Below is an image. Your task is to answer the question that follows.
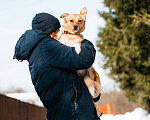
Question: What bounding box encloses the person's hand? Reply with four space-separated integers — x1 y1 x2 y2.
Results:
93 81 102 98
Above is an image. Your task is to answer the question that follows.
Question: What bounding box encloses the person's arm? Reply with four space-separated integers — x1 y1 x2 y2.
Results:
42 38 96 71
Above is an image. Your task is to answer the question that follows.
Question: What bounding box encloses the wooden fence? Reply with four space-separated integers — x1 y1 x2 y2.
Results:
0 93 114 120
0 94 47 120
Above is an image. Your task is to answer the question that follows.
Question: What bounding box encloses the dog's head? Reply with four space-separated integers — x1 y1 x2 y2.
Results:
60 7 87 34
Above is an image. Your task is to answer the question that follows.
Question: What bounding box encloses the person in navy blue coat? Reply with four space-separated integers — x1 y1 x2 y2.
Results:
13 13 101 120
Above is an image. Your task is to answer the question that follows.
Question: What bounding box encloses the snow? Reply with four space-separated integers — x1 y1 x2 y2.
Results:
5 92 43 107
101 108 150 120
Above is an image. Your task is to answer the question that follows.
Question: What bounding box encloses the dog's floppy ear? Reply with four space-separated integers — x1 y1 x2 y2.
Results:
80 7 87 21
60 13 69 18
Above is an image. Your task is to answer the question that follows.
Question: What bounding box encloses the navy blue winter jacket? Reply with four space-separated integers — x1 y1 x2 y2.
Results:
14 30 99 120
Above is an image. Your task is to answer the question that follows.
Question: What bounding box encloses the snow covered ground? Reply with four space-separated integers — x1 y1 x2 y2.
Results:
5 93 150 120
101 108 150 120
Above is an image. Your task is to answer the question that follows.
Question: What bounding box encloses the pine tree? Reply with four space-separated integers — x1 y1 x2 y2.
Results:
97 0 150 112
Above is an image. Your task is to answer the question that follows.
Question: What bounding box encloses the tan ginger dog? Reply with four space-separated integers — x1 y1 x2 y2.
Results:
50 7 102 117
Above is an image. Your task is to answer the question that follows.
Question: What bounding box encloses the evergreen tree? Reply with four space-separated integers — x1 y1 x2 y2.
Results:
97 0 150 112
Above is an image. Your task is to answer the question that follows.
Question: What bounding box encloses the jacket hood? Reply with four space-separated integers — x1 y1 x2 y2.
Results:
13 30 48 61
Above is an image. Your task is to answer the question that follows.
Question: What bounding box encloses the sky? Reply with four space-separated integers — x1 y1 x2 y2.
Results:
0 0 120 93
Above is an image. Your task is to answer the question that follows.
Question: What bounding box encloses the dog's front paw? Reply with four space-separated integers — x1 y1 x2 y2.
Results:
75 47 81 54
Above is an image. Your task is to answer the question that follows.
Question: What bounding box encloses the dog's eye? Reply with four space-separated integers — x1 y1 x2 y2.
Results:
78 20 82 22
70 20 73 22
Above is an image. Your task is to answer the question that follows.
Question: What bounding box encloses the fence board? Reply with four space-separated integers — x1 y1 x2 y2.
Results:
0 94 47 120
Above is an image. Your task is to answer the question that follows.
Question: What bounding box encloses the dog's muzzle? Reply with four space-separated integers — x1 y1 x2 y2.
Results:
74 25 79 30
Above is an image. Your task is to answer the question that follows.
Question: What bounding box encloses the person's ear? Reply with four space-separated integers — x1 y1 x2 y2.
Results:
50 32 54 38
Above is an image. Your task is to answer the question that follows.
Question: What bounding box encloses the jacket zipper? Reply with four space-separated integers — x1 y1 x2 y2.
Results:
72 84 77 115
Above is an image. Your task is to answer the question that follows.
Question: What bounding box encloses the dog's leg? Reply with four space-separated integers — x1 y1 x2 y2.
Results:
87 67 103 118
88 66 101 85
94 104 103 118
84 76 94 96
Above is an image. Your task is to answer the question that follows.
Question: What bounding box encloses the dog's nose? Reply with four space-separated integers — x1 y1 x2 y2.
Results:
74 25 78 30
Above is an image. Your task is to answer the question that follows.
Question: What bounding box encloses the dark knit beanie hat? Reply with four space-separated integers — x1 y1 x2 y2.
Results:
32 13 61 35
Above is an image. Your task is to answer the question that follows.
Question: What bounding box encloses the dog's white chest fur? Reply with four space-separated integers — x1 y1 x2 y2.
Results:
58 32 84 54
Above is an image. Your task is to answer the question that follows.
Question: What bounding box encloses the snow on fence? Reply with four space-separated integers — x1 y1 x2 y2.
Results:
0 94 47 120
